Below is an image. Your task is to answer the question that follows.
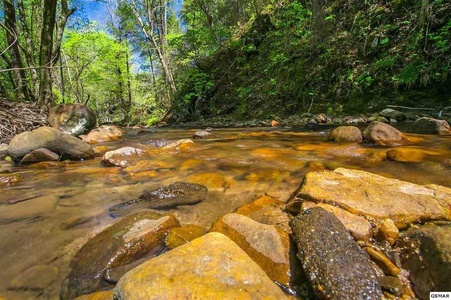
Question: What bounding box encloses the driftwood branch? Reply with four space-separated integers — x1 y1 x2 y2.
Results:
387 105 435 111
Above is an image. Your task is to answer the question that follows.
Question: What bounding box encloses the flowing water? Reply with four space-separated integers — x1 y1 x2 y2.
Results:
0 127 450 299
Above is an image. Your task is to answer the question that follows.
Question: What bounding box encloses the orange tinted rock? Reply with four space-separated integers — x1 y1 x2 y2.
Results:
165 224 206 249
378 219 399 245
123 160 173 173
235 195 291 234
187 172 228 189
317 203 373 242
328 126 363 143
81 125 123 144
114 232 289 300
211 213 292 287
386 147 440 162
292 168 451 228
74 290 114 300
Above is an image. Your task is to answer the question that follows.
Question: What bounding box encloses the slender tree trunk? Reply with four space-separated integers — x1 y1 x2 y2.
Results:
129 0 177 97
3 0 32 101
17 0 39 100
38 0 57 107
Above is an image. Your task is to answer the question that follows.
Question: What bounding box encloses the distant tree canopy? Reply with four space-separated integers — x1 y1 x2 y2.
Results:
1 0 450 125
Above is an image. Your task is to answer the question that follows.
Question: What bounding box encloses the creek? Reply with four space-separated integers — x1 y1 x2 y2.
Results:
0 126 450 299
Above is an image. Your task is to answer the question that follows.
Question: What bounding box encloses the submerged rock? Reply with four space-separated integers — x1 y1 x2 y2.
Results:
8 126 94 163
60 212 180 299
193 129 211 139
211 213 292 287
101 147 145 167
109 181 208 218
386 147 440 162
290 207 382 299
406 117 451 135
399 224 451 299
362 121 408 146
114 232 289 300
291 168 451 228
48 103 96 136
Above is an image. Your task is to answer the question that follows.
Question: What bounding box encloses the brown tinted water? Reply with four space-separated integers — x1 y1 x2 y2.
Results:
0 127 450 299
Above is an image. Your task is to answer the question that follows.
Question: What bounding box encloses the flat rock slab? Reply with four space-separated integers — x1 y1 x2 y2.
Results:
60 212 180 299
292 168 451 228
290 207 382 299
114 232 289 300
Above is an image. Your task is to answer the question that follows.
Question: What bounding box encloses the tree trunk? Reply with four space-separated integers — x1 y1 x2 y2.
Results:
3 0 32 101
17 0 39 100
38 0 57 107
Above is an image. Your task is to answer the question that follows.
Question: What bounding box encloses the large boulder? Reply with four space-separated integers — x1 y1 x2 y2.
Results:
290 207 382 299
399 225 451 299
48 103 96 136
114 232 289 299
327 126 362 143
61 212 180 299
379 108 407 122
362 121 408 146
290 168 451 228
406 117 451 135
8 126 94 162
211 213 291 287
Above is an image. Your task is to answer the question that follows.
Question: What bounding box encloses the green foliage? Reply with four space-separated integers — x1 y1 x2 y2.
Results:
61 29 131 122
174 0 451 119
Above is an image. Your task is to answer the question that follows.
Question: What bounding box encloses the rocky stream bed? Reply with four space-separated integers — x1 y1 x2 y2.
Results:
0 114 450 299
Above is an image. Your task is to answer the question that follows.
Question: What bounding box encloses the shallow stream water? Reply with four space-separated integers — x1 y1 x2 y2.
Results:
0 126 450 299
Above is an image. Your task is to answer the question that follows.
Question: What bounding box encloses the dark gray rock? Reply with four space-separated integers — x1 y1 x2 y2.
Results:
290 207 382 299
8 127 94 163
406 117 451 135
109 181 208 217
60 212 180 299
399 224 451 300
379 108 407 122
